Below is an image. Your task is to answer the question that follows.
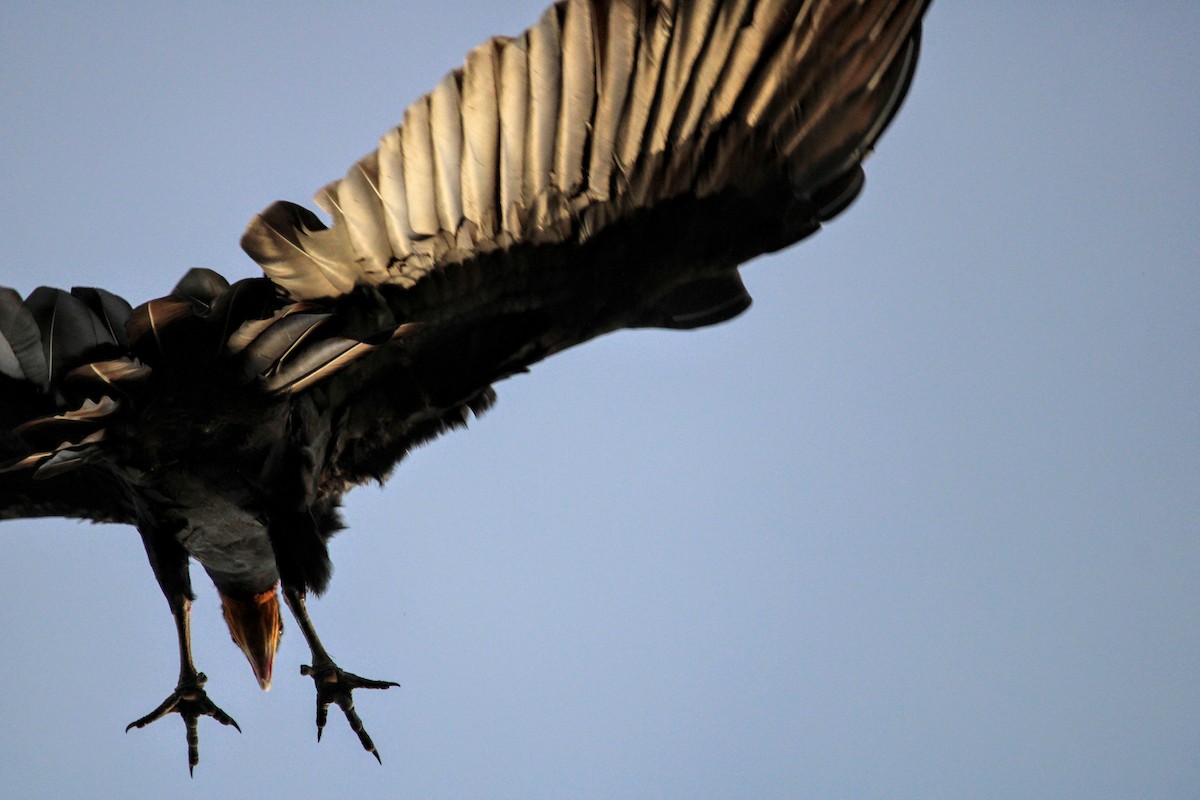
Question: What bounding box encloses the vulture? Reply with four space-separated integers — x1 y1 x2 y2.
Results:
0 0 932 773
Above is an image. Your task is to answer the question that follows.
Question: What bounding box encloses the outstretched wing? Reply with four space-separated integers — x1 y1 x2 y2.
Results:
235 0 931 491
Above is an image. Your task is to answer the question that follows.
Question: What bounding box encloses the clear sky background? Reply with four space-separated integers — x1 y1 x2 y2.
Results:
1 3 1197 798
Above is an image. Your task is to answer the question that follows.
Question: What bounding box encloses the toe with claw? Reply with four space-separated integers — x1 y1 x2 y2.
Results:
125 672 240 775
301 660 398 762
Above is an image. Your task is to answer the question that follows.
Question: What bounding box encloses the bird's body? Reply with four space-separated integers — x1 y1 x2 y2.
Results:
164 475 277 591
0 0 932 772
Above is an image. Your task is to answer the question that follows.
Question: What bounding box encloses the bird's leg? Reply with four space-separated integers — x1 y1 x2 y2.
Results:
125 592 241 774
282 585 398 762
128 524 239 775
265 403 396 759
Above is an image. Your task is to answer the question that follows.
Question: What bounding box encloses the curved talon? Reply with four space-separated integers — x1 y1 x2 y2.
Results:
125 672 240 775
300 662 398 763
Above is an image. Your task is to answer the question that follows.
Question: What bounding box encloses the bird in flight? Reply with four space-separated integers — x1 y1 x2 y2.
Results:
0 0 932 774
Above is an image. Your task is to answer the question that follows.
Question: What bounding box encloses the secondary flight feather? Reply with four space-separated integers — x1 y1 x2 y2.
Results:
0 0 932 773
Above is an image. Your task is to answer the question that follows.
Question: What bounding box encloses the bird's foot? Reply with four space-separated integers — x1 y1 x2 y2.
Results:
301 660 398 763
125 672 240 776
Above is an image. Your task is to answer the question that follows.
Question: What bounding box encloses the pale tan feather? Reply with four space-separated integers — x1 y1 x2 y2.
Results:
242 201 360 298
339 155 393 276
614 0 674 185
401 98 441 238
554 0 596 196
498 35 530 241
377 127 416 262
461 41 501 241
430 72 465 234
647 0 719 154
525 5 563 232
585 0 639 202
666 0 752 152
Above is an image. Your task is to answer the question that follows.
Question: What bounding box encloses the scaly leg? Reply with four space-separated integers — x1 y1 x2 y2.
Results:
128 522 239 775
283 585 398 763
125 593 240 775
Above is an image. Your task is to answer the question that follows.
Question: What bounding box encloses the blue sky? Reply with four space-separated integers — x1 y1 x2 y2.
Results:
1 3 1197 798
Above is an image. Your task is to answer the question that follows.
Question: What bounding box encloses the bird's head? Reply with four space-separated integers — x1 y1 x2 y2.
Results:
219 585 282 691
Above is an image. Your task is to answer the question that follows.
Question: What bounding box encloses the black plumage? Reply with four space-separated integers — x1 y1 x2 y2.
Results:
0 0 932 773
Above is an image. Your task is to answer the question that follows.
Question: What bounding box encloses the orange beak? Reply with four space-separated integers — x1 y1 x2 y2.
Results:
219 586 283 690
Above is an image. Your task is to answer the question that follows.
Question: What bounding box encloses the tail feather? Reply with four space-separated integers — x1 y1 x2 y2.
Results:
0 288 48 386
0 284 139 478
